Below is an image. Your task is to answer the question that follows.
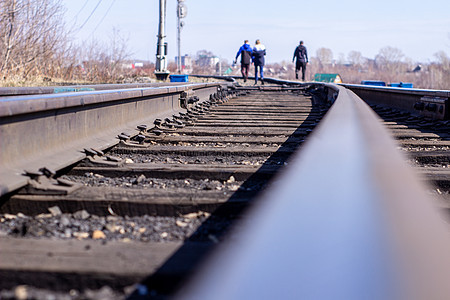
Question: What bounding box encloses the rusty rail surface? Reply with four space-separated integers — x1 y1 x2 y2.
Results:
177 82 450 300
0 82 229 196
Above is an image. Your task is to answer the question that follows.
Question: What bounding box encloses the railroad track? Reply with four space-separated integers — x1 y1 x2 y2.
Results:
369 105 450 206
0 85 326 299
0 80 449 299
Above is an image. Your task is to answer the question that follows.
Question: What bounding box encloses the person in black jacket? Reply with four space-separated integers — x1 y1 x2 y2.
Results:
293 41 308 81
234 40 253 82
252 39 266 85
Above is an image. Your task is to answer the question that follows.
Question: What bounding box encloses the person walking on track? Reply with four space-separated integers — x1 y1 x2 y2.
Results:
234 40 253 83
252 39 266 85
293 40 308 81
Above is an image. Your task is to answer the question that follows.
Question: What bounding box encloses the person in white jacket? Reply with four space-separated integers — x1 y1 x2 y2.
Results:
252 39 266 85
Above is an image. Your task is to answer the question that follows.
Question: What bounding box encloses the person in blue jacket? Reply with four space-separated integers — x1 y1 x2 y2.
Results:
234 40 253 82
252 39 266 85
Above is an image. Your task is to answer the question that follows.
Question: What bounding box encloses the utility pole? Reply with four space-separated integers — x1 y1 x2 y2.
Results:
177 0 187 73
155 0 170 81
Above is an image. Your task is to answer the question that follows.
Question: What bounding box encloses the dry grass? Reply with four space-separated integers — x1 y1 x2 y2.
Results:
0 76 94 87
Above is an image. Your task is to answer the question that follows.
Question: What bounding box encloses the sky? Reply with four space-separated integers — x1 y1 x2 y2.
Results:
62 0 450 64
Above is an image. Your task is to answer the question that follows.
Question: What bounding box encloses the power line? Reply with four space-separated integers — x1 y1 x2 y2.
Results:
77 0 103 31
88 0 116 38
72 0 89 22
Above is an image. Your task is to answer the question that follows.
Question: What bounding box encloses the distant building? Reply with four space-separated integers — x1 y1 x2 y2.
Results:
123 61 148 69
175 54 192 69
196 54 219 67
210 56 220 67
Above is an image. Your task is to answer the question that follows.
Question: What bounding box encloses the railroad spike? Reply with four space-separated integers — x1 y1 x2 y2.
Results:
91 148 104 156
118 134 130 141
23 168 81 195
24 169 44 178
135 134 146 144
84 148 98 156
153 129 163 136
137 124 148 131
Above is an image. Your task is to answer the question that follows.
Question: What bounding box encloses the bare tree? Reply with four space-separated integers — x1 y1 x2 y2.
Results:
76 29 131 83
347 51 363 67
434 51 450 69
0 0 69 80
374 46 407 81
0 0 20 77
315 48 333 69
337 53 346 65
375 46 404 65
430 51 450 89
108 28 131 80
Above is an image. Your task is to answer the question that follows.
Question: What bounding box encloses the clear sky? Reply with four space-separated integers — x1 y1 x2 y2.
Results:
62 0 450 64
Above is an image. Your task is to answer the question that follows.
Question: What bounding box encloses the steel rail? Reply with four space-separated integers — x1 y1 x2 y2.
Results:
341 83 449 120
0 82 228 197
0 82 192 97
177 84 450 299
191 75 449 120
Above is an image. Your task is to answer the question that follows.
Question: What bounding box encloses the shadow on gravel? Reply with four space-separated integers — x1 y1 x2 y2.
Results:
128 87 331 299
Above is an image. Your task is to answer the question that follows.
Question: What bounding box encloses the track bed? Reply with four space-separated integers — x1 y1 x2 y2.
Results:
0 89 324 299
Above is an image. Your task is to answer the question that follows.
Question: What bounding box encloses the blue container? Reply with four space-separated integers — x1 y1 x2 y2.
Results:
169 75 189 82
361 80 386 86
389 82 413 88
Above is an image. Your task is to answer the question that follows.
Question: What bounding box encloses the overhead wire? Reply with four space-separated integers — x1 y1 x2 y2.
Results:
88 0 117 38
71 0 89 22
76 0 103 31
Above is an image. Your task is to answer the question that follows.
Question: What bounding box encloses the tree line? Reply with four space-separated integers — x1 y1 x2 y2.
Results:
308 46 450 90
0 0 131 85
